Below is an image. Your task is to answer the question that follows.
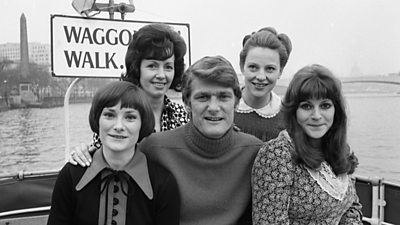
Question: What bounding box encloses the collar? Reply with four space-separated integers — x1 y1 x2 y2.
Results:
75 148 153 199
236 91 282 118
184 121 234 158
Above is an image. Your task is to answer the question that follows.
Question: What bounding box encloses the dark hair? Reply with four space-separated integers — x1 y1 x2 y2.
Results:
240 27 292 72
181 55 241 106
89 81 155 143
281 64 358 175
122 23 187 90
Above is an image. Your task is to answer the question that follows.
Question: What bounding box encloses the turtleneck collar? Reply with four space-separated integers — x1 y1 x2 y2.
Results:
184 121 234 158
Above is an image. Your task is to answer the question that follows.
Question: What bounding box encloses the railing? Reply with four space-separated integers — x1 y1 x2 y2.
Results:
0 170 58 220
355 176 399 225
0 171 399 224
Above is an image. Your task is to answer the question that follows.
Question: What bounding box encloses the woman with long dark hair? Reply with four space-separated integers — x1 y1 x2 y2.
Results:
252 64 363 224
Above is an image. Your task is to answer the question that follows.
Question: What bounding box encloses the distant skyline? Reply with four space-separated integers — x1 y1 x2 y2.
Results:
0 0 399 78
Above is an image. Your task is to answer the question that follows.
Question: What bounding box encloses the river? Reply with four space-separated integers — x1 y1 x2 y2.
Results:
0 94 399 183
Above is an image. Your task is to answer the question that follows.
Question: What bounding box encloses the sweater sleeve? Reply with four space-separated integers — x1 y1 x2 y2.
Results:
339 180 364 225
252 136 294 225
47 164 75 225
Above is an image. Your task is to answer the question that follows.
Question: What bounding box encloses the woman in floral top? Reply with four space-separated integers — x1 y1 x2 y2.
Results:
252 64 363 224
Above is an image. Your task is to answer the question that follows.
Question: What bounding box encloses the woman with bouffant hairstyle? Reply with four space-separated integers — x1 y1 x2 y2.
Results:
235 27 292 141
70 24 189 166
122 23 186 91
121 23 188 133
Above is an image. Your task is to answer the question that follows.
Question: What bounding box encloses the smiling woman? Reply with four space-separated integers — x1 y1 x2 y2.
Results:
234 27 292 142
296 98 335 143
98 103 142 161
252 64 363 224
139 56 175 100
70 23 189 159
87 82 154 169
48 81 181 225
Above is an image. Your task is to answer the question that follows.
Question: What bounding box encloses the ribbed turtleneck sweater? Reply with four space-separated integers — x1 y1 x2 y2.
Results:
139 122 263 225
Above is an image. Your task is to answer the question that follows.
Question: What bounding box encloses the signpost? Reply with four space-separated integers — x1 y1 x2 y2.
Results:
51 14 191 78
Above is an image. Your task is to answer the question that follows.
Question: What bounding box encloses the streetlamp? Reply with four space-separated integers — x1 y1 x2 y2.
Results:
3 80 8 107
72 0 135 20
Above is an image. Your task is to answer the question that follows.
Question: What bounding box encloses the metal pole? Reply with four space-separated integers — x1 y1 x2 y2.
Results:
64 78 81 162
109 0 115 19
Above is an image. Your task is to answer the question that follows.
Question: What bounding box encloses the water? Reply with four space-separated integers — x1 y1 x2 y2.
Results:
0 103 93 174
347 95 400 183
0 96 399 183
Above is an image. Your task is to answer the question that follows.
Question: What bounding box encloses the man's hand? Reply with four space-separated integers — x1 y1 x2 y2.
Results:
69 143 95 167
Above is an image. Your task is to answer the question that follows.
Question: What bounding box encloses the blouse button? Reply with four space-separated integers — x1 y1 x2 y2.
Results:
113 197 119 205
111 220 117 225
112 209 118 216
113 185 119 193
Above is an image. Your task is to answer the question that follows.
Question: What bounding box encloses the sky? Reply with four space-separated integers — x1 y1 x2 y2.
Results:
0 0 399 79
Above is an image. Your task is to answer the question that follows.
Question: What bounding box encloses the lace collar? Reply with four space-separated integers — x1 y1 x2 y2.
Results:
236 91 281 118
280 130 349 200
75 148 153 199
306 161 349 201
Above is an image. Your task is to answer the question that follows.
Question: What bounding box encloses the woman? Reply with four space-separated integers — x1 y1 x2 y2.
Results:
48 81 180 225
121 23 188 132
252 64 363 224
72 23 189 165
234 27 292 141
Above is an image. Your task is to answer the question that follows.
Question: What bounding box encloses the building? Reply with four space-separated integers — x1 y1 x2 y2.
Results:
0 42 50 65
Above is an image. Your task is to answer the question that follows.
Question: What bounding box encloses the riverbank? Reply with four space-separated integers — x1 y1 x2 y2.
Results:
0 96 92 111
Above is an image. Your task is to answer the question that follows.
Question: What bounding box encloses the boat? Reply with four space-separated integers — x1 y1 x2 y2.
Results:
1 1 399 225
8 82 43 109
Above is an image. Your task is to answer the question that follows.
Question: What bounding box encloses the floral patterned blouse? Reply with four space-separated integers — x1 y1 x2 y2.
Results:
159 95 188 131
92 96 188 148
252 130 363 225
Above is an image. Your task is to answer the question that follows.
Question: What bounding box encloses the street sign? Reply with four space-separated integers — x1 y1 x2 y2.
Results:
50 14 191 78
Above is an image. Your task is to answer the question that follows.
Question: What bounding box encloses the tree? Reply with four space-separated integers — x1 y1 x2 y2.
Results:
0 59 13 72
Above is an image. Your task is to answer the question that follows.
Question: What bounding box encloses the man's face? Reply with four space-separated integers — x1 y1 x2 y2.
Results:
187 78 236 139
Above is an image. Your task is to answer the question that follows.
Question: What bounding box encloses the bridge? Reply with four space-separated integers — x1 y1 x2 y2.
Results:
342 80 400 85
274 77 400 96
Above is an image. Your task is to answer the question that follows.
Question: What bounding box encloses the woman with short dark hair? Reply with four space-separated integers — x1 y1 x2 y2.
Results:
48 81 180 225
